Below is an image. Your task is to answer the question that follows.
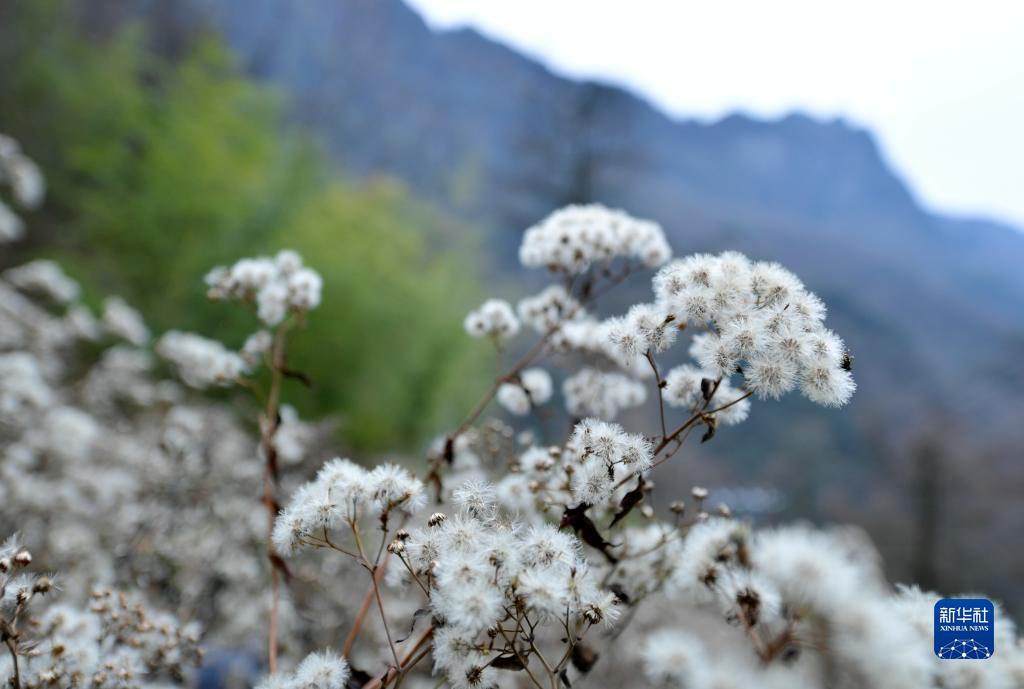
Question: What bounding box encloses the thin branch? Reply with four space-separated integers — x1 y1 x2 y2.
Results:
444 267 634 449
495 625 547 689
644 350 667 440
352 524 401 670
259 318 293 674
361 626 434 689
4 638 20 689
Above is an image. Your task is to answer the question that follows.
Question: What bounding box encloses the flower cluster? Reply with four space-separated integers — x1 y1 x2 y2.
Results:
495 367 553 416
391 483 619 689
519 204 671 274
662 364 750 425
256 651 350 689
566 419 654 504
644 516 1024 688
1 536 201 689
516 284 585 332
205 250 323 325
463 299 520 341
2 261 80 305
156 330 248 389
562 367 646 420
101 297 151 347
0 134 44 243
650 252 855 406
0 246 333 654
272 458 426 555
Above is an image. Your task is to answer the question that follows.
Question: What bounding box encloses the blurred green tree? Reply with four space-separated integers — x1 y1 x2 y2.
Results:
0 0 489 451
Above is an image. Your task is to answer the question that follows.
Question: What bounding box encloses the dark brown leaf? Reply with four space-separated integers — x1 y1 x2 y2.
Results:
396 608 431 643
268 554 292 583
571 643 599 674
490 654 527 671
561 504 618 564
609 583 631 605
608 476 646 528
280 366 312 387
345 668 372 689
700 377 715 401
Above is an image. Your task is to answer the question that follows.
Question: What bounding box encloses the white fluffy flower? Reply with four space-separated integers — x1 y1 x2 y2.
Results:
255 651 349 689
206 250 322 325
651 252 855 407
641 629 711 689
496 367 552 415
3 260 80 304
367 463 426 514
273 459 424 555
291 650 349 689
0 200 24 243
156 331 247 389
287 267 323 310
567 419 652 504
517 285 585 332
102 297 150 346
519 204 671 274
463 299 520 340
563 368 645 420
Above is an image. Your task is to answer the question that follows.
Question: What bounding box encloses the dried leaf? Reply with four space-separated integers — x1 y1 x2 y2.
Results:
560 504 618 564
571 642 599 674
700 377 715 401
608 476 646 528
396 608 431 643
345 668 372 689
609 582 631 605
280 366 312 387
268 553 292 583
490 654 527 671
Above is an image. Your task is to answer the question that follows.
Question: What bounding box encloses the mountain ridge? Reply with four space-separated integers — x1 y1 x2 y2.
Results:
177 0 1024 426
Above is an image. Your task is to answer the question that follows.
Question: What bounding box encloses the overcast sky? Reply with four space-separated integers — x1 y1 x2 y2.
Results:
407 0 1024 227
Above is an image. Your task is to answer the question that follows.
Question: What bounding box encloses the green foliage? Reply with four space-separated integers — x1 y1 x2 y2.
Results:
279 182 488 448
0 0 489 450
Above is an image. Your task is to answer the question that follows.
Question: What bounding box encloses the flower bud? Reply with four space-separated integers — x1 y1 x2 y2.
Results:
428 512 447 527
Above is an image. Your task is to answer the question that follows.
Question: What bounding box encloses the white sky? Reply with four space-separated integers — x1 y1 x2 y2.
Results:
407 0 1024 227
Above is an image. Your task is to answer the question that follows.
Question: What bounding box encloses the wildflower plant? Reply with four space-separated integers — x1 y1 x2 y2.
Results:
3 137 1023 689
0 536 201 689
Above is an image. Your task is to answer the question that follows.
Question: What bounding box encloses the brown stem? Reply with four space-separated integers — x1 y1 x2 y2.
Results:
350 524 401 667
496 625 547 689
341 578 378 657
361 626 434 689
652 388 752 456
644 350 667 440
3 630 20 687
4 638 20 689
260 319 293 673
447 326 555 442
445 267 634 449
392 643 433 689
